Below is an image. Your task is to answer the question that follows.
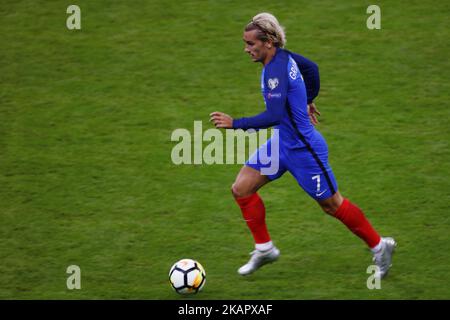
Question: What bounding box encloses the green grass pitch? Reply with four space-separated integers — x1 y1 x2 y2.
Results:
0 0 449 299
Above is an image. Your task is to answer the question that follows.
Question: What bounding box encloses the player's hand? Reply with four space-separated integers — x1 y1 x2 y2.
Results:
209 112 233 129
307 102 321 125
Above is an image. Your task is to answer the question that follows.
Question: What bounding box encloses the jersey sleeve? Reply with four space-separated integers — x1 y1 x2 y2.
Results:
232 60 287 130
287 51 320 103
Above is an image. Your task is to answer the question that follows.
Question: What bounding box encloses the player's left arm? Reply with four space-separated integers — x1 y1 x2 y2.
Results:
299 55 321 125
287 51 321 125
287 51 320 103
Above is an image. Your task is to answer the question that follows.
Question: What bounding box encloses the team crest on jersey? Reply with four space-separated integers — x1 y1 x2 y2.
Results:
268 78 279 90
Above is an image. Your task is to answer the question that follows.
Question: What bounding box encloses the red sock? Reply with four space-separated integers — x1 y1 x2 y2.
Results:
235 193 271 244
334 198 381 248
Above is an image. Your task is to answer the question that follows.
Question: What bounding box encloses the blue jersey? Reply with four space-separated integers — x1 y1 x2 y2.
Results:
233 48 321 150
237 48 339 199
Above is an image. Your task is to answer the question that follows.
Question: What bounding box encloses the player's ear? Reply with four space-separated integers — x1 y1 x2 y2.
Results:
265 40 273 49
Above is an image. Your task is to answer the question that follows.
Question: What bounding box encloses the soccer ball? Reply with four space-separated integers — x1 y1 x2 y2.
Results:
169 259 206 294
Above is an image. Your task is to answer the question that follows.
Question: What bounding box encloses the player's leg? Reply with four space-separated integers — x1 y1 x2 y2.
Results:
286 144 396 278
232 165 281 275
285 138 383 249
232 165 271 247
232 138 286 249
232 139 286 275
318 192 396 279
318 191 381 249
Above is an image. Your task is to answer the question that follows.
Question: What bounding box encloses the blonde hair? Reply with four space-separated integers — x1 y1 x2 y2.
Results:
245 12 286 48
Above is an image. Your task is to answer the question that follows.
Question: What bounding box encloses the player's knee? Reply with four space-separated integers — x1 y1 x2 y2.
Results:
320 203 338 216
231 183 252 198
231 183 243 198
319 192 343 216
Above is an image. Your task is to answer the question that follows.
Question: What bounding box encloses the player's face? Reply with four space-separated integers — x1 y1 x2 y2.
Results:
243 30 269 63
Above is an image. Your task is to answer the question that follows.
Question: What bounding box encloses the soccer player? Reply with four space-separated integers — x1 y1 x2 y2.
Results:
210 13 396 278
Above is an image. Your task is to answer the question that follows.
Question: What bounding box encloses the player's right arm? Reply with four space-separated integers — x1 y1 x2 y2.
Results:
230 61 288 131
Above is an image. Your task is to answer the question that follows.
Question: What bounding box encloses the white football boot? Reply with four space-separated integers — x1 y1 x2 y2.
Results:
238 246 280 276
372 237 397 279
